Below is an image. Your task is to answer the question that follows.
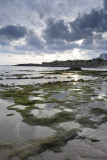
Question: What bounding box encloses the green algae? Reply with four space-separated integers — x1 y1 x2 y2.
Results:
41 70 64 75
6 76 44 80
9 128 78 159
100 115 107 123
0 85 43 106
41 69 107 78
74 70 107 77
6 113 14 116
41 81 68 91
76 116 98 129
0 143 14 151
22 111 76 126
90 108 107 116
0 70 107 159
12 74 32 77
0 80 103 128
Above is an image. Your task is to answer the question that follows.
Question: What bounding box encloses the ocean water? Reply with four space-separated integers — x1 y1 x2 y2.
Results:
0 65 105 85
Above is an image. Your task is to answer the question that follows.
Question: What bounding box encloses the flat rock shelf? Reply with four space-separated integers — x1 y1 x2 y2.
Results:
0 66 107 160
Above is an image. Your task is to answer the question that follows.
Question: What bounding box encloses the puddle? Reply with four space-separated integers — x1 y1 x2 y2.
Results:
32 89 43 94
35 103 58 109
31 108 61 118
10 123 56 141
69 88 82 91
29 96 44 101
0 99 56 143
0 88 5 91
12 105 27 110
50 92 69 101
63 108 73 112
15 86 23 90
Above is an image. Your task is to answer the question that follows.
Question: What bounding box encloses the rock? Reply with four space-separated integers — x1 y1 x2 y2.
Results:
69 67 82 71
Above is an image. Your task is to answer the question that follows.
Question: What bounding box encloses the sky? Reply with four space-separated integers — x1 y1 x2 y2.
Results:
0 0 107 65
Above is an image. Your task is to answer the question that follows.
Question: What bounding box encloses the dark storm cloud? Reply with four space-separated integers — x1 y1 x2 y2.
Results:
103 0 107 10
44 16 93 45
47 40 79 51
0 40 9 46
44 8 107 43
94 37 107 50
70 9 107 33
42 0 107 54
0 25 27 41
44 19 70 40
0 0 10 5
0 24 45 51
80 38 94 50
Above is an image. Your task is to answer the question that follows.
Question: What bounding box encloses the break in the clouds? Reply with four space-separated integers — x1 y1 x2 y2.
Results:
0 0 106 64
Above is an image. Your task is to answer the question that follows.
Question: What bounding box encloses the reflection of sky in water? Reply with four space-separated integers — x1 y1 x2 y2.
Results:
0 99 55 143
29 96 44 101
31 102 62 118
69 88 82 91
35 103 58 109
0 66 69 85
32 102 73 118
82 67 107 71
63 108 72 112
31 108 61 118
12 105 27 110
32 89 43 94
49 92 69 101
91 81 107 101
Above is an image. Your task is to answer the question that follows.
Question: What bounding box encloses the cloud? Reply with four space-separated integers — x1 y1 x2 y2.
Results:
0 24 45 51
44 19 70 40
26 30 44 49
0 0 106 60
0 25 27 41
43 1 107 54
47 40 79 52
80 37 94 50
15 30 45 52
104 0 107 11
70 9 107 34
44 7 107 43
0 40 9 46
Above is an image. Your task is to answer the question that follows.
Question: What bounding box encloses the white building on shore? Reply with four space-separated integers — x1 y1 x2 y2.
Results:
100 53 107 60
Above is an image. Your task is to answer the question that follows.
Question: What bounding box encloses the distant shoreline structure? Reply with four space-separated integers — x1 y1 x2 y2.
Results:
14 57 107 68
